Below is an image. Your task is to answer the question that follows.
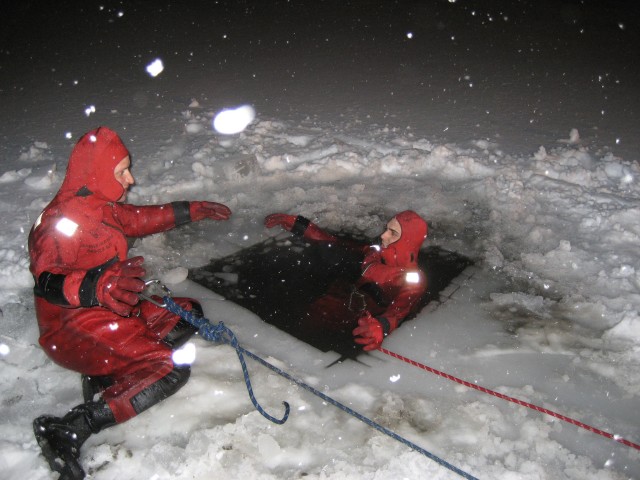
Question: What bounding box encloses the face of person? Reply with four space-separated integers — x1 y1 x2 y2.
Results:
380 217 402 248
114 155 135 202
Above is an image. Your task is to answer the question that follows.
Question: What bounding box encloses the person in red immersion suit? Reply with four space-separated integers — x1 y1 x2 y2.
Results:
264 210 428 351
29 126 232 479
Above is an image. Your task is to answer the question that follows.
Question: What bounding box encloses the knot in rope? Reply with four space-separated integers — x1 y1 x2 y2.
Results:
163 296 290 425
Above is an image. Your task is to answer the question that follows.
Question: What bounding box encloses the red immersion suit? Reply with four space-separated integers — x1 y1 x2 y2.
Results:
266 211 428 350
29 127 200 422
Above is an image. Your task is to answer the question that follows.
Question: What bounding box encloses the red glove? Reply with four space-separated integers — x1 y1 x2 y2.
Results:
352 312 384 351
96 256 146 316
264 213 296 231
189 201 232 221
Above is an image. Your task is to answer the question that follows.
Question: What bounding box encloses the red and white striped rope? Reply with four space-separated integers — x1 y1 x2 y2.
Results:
378 346 640 451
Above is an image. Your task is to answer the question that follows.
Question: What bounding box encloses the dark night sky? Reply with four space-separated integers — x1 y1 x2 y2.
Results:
3 1 638 74
1 1 639 157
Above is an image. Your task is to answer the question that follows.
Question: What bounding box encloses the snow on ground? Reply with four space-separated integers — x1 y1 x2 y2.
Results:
0 104 639 479
1 2 640 478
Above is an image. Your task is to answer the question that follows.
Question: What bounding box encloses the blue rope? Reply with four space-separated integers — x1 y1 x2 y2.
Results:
163 296 290 425
163 296 478 480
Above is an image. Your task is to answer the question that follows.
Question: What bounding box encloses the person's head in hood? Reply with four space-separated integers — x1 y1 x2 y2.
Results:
59 127 134 203
380 210 428 267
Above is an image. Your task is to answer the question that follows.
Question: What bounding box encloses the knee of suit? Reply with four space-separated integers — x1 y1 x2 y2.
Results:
129 364 191 416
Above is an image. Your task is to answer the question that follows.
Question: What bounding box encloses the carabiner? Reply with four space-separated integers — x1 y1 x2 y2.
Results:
348 286 367 312
139 279 172 307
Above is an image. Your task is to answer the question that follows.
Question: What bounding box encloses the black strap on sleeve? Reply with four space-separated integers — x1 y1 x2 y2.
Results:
376 316 391 336
291 215 311 236
78 257 119 307
172 201 192 226
34 272 70 306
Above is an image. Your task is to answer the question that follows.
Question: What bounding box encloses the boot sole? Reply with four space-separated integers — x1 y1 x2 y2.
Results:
33 416 86 480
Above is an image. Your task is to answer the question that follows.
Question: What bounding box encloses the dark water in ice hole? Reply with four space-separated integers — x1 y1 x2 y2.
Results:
189 235 472 359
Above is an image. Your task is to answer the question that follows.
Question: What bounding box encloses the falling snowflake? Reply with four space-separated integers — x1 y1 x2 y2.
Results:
146 58 164 77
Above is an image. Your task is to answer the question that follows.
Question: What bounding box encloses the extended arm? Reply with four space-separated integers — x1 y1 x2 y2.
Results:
113 201 231 237
264 213 338 242
264 213 367 254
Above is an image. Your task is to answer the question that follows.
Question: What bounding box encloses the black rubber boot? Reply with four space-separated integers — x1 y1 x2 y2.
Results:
81 374 114 403
163 302 202 349
33 400 116 480
163 318 199 349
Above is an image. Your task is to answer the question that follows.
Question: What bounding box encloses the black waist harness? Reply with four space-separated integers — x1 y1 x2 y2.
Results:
357 282 389 308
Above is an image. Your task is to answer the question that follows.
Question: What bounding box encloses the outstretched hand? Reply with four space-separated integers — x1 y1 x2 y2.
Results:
352 311 384 351
190 201 232 221
264 213 296 231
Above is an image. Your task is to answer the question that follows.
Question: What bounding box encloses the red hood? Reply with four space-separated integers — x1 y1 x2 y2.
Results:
58 127 130 203
380 210 428 267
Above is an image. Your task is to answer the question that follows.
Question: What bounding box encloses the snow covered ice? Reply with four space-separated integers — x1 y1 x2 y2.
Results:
1 2 639 479
2 113 639 479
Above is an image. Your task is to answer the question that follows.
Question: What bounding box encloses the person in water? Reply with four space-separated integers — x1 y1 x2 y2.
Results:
29 126 231 479
264 211 428 351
